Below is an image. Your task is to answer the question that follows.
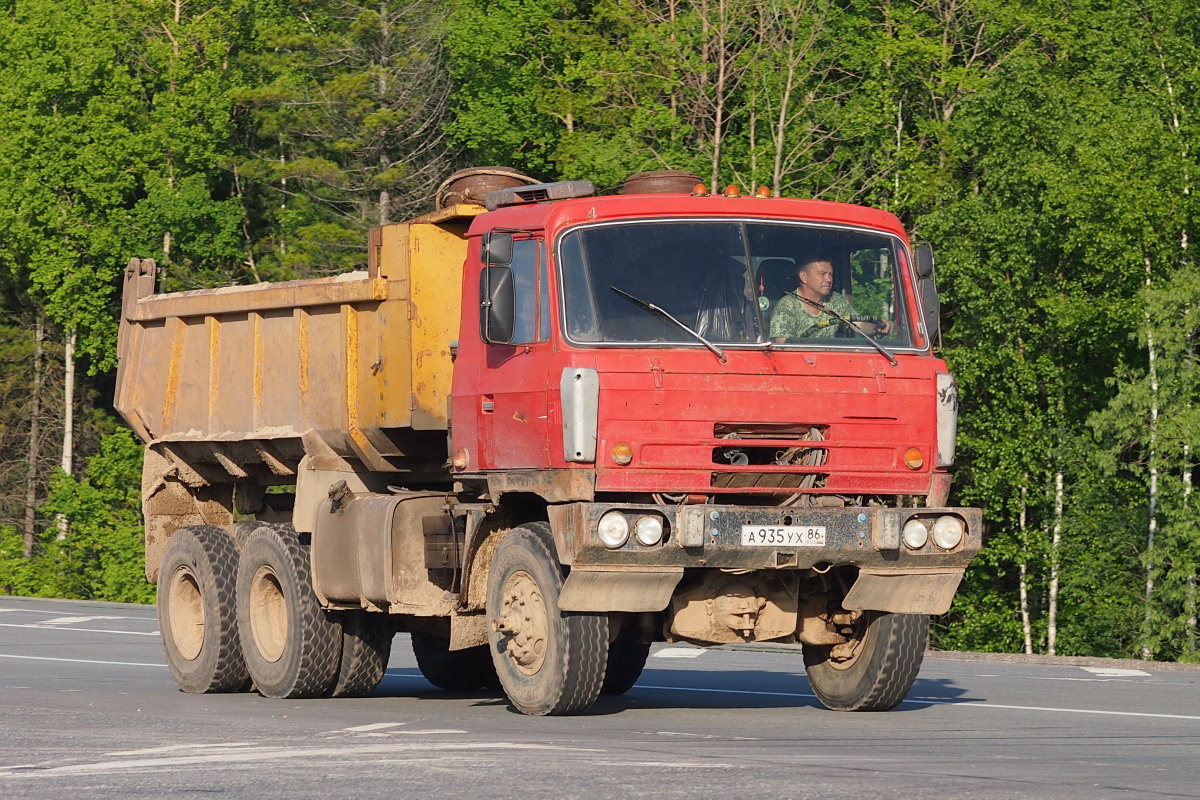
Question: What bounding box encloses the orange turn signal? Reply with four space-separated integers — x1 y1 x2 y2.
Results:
611 443 634 466
903 447 925 470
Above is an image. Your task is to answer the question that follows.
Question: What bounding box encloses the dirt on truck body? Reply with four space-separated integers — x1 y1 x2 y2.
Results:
115 168 982 715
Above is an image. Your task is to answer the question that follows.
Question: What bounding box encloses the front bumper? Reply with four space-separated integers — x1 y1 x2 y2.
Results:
548 501 982 571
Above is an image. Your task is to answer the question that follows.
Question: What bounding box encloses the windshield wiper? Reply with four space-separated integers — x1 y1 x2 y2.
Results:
610 285 726 362
795 295 898 366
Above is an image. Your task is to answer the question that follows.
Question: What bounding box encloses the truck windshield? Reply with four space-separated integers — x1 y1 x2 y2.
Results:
558 220 915 349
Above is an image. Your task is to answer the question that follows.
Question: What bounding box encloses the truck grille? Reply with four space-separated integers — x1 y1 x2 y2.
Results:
710 423 828 491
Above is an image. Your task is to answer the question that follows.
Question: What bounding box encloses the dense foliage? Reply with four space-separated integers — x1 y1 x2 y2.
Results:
0 0 1195 661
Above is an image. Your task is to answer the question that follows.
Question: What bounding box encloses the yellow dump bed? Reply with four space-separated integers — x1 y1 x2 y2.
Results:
114 205 482 476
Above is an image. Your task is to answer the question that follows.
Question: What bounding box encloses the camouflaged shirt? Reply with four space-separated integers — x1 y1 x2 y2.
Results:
769 291 855 340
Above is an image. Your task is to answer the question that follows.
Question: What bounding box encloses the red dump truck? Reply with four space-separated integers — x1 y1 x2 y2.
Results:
115 169 981 715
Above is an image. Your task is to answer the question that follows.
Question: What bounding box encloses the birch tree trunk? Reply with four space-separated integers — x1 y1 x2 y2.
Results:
1047 471 1062 655
1142 256 1159 661
22 315 45 559
1018 481 1033 655
56 329 75 541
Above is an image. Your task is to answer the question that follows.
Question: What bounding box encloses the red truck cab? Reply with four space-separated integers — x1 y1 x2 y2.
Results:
452 186 957 505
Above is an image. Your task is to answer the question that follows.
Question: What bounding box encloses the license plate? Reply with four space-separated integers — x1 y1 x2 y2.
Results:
740 525 827 547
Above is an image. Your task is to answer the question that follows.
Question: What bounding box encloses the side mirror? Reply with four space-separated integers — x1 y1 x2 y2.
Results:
480 266 515 344
919 276 941 347
914 243 935 278
481 231 513 266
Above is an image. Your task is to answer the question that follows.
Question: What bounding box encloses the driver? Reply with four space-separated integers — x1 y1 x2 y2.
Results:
769 257 891 342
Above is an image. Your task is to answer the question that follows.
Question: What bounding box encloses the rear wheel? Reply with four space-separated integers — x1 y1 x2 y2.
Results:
236 524 341 698
330 611 393 697
486 523 609 715
802 611 928 711
157 526 249 693
411 632 496 691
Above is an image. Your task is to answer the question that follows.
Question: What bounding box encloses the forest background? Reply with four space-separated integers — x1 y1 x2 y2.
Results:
0 0 1196 661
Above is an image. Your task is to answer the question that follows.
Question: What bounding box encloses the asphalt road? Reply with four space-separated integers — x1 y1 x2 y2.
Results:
1 596 1197 800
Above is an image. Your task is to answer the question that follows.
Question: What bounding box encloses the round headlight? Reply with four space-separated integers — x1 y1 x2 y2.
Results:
931 515 965 550
597 511 630 549
902 519 929 549
634 515 664 546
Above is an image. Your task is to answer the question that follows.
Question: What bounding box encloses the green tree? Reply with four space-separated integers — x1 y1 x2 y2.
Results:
38 428 152 602
240 0 456 276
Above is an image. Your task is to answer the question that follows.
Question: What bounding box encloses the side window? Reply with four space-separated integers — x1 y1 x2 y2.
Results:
510 239 549 345
848 247 904 339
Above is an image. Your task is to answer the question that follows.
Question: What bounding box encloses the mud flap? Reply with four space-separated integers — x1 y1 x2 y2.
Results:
841 568 965 615
558 567 683 613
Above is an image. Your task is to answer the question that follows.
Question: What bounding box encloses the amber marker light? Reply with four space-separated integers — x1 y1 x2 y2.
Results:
611 443 634 466
724 184 741 197
452 449 470 470
755 185 771 198
691 183 708 196
903 447 925 470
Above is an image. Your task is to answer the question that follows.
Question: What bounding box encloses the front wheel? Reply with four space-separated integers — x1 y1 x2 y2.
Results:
486 524 609 715
802 611 928 711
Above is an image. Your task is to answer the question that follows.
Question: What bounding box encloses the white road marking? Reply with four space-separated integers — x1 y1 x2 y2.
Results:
107 743 255 757
635 683 1200 721
0 622 159 636
0 607 152 620
340 722 406 733
597 760 734 768
1081 667 1151 677
38 615 125 625
0 742 602 778
0 654 165 668
645 731 760 741
652 648 705 659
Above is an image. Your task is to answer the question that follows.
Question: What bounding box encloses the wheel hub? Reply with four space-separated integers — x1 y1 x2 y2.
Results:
167 566 205 661
248 565 288 663
492 570 548 675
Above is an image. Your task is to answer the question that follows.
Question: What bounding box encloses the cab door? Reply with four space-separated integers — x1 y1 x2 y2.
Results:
476 238 552 469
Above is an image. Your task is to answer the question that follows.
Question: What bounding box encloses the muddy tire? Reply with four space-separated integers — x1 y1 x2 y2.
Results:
236 524 342 699
157 525 250 693
802 611 928 711
601 625 651 696
411 633 496 691
486 523 609 715
331 611 393 698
